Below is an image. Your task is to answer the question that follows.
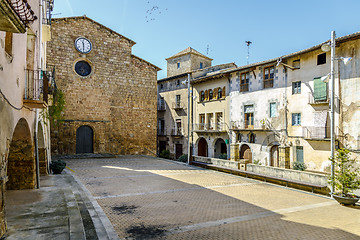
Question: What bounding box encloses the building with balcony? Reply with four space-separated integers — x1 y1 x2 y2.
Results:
224 31 360 173
47 16 160 156
191 63 236 159
0 0 53 237
157 47 213 159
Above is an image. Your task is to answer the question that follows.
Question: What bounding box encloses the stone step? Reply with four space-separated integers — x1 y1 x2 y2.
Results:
62 188 87 239
63 170 120 240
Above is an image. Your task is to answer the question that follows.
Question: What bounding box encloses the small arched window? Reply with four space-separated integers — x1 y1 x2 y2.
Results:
218 87 222 99
249 133 255 143
222 87 226 98
214 88 218 99
200 91 205 102
209 89 213 100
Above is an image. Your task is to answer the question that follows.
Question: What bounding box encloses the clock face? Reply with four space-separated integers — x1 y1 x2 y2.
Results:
75 37 92 53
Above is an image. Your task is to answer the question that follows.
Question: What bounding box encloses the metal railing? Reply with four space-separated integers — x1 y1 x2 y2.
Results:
171 128 183 136
308 92 328 104
157 128 166 136
25 69 47 103
230 120 265 130
194 123 226 131
172 101 185 109
302 126 330 139
157 102 166 111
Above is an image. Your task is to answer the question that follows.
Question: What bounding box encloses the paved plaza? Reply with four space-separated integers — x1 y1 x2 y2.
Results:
65 155 360 239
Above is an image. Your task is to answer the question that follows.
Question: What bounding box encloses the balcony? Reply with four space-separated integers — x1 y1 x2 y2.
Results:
157 128 166 136
194 123 227 132
157 102 166 111
230 120 270 131
0 0 37 33
171 128 183 137
303 126 330 140
308 92 329 106
172 101 185 110
24 69 53 109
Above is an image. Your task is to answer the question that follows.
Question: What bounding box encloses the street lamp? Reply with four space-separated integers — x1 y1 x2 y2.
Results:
321 31 352 197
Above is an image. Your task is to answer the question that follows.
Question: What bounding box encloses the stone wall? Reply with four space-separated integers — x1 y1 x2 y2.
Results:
48 17 159 155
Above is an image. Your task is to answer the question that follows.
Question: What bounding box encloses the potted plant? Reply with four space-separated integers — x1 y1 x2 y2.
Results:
329 148 360 205
50 160 67 174
260 119 267 129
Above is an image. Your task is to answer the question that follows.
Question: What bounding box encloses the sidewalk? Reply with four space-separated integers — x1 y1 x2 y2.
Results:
5 171 119 240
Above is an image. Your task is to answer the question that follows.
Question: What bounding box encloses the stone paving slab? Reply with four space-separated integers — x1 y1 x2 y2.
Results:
65 156 360 239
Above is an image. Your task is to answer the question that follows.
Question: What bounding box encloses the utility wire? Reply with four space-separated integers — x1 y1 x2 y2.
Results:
0 88 34 112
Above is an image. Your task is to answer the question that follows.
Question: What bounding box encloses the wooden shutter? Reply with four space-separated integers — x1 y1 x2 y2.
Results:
222 87 226 98
204 90 208 100
214 88 218 99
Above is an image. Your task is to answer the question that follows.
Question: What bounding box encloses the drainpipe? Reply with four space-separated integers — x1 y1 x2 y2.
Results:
284 66 288 140
187 73 192 165
34 109 40 189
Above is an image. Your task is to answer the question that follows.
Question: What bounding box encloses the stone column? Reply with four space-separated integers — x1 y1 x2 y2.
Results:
279 146 290 169
230 143 239 161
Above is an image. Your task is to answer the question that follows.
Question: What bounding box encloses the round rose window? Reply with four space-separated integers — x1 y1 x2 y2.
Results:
74 60 92 77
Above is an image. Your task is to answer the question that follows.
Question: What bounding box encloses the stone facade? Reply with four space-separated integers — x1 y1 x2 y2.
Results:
48 17 159 156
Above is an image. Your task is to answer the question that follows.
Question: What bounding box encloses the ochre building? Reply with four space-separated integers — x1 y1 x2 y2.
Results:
47 16 160 155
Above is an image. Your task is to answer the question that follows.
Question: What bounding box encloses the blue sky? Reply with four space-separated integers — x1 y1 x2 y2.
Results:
54 0 360 79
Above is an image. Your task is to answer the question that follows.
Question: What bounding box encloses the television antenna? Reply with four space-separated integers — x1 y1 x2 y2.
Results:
245 41 252 65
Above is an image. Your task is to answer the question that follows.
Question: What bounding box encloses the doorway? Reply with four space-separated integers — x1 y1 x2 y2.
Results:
198 138 208 157
175 144 183 159
76 125 93 154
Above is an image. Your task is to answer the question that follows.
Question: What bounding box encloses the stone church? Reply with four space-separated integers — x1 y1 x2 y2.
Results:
47 16 160 155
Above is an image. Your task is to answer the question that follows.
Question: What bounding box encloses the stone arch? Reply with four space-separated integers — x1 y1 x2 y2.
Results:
213 138 227 158
76 125 94 154
37 122 48 175
240 144 252 163
197 137 208 157
7 118 36 190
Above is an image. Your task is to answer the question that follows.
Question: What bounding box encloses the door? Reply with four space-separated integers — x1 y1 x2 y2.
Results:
198 138 208 157
296 146 304 163
76 125 93 154
270 145 279 167
175 144 183 159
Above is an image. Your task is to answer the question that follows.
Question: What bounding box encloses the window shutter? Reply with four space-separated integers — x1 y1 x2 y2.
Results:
214 88 218 99
313 77 327 101
204 90 208 100
222 87 226 98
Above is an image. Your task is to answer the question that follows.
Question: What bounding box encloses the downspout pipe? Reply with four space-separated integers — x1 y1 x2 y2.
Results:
187 73 192 165
34 109 40 189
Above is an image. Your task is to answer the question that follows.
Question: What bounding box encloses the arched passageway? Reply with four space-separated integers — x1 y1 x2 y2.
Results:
270 145 279 167
76 125 93 154
240 144 252 163
37 122 48 175
198 138 208 157
7 118 36 190
214 138 227 158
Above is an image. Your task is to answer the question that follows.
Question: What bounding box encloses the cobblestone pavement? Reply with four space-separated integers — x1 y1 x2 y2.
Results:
66 156 360 240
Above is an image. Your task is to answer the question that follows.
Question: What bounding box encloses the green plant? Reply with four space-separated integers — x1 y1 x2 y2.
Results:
293 161 306 171
219 153 227 160
253 159 262 165
178 154 188 163
159 150 170 159
329 148 360 197
50 160 66 174
49 89 66 127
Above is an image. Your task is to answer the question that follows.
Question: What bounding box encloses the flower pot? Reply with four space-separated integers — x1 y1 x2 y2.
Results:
333 194 359 205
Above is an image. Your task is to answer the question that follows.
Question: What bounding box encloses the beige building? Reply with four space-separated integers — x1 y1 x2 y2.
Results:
0 0 53 237
47 16 160 156
192 63 237 159
157 47 212 159
226 31 360 173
